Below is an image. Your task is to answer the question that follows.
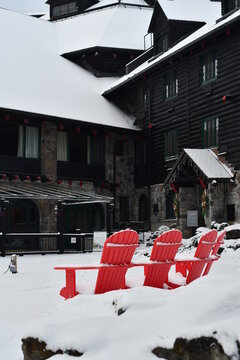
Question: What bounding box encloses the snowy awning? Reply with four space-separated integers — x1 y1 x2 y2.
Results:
163 149 234 191
0 181 113 203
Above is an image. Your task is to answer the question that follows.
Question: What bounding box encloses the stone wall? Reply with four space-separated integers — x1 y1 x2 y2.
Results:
41 122 57 181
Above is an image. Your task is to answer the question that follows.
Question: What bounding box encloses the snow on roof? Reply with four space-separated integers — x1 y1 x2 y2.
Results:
0 8 137 130
55 4 153 55
184 149 233 179
105 9 240 94
157 0 221 23
88 0 149 11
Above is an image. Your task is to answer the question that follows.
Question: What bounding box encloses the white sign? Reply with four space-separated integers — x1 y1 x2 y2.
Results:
94 231 107 247
71 237 77 244
187 210 198 227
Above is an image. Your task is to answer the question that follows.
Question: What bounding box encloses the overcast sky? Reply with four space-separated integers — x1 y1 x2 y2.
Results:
0 0 48 13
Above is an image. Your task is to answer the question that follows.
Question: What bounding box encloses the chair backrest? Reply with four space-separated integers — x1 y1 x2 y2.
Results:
144 229 182 288
186 229 218 284
150 229 183 262
100 229 139 265
95 229 139 294
203 230 225 276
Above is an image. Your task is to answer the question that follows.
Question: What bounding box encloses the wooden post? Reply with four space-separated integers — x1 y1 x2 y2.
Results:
0 200 8 257
57 201 64 254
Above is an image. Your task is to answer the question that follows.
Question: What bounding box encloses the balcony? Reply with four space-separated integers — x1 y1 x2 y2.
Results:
0 155 41 176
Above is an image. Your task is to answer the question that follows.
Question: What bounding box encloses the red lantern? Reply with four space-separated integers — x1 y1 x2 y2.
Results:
47 177 52 183
93 129 97 136
1 174 7 180
222 95 227 103
14 175 19 180
148 123 153 129
69 180 72 186
25 176 30 181
57 179 62 185
79 181 83 187
113 53 117 59
24 118 29 125
76 127 80 133
5 114 10 121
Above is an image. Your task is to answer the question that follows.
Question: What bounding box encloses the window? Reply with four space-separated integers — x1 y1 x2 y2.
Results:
200 51 217 84
69 132 88 164
135 140 147 167
88 135 105 166
156 34 168 53
119 196 129 222
202 116 219 148
139 194 148 222
166 191 175 219
227 0 240 11
52 2 77 17
164 72 178 100
164 129 178 160
57 131 68 161
0 123 18 156
18 126 39 159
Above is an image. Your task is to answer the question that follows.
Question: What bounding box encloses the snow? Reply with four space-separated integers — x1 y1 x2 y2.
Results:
55 4 153 55
88 0 149 11
184 149 234 179
0 8 137 130
1 234 240 360
157 0 221 23
106 9 240 94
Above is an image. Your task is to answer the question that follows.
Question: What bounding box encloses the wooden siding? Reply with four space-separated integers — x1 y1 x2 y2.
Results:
0 155 41 176
108 19 240 187
57 161 105 181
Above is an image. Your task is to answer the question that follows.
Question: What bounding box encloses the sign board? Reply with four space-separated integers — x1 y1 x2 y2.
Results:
71 237 77 244
187 210 198 227
94 231 107 247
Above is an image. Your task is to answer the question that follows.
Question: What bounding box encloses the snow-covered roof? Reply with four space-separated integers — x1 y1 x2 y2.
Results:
55 3 153 55
184 149 233 179
105 9 240 94
88 0 149 11
157 0 221 23
0 8 137 130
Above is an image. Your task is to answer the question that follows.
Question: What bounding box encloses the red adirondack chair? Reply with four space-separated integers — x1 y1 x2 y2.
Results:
167 229 218 288
143 229 183 288
55 229 139 299
203 230 225 276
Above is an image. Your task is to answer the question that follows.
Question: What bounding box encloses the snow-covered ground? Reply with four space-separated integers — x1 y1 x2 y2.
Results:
1 236 240 360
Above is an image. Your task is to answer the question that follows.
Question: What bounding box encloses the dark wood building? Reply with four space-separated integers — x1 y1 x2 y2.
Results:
105 0 240 234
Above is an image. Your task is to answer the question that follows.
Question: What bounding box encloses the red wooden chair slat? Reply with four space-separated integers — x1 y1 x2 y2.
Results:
203 230 225 276
172 229 218 287
144 229 182 288
95 229 138 294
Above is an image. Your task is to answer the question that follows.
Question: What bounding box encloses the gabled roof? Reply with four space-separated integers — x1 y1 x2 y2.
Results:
55 2 153 55
0 8 137 130
157 0 221 23
105 9 240 94
163 149 233 191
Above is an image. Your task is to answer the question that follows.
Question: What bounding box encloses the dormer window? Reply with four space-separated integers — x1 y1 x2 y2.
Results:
52 2 77 18
227 0 240 12
156 34 168 54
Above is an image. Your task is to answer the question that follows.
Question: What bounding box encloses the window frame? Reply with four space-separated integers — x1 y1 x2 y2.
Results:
18 125 40 159
200 50 218 85
202 116 219 149
156 33 168 54
163 71 178 100
164 129 178 161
